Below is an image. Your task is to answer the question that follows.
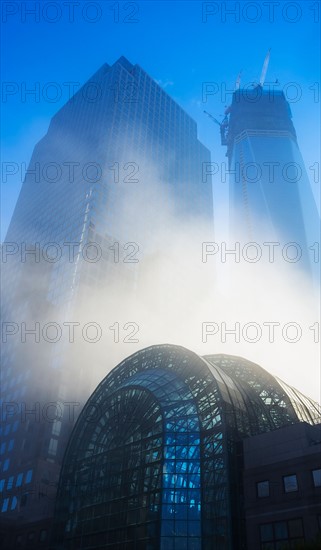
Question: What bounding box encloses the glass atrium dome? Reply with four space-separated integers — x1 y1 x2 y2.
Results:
51 344 320 550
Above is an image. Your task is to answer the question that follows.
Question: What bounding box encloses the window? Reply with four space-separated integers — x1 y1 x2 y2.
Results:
283 474 298 493
3 459 9 472
257 480 270 498
7 476 14 490
48 438 58 456
39 530 47 542
52 420 62 437
260 518 304 549
1 498 9 512
274 521 287 540
0 479 5 492
25 470 33 484
312 469 321 488
16 473 23 487
10 496 17 510
260 523 273 543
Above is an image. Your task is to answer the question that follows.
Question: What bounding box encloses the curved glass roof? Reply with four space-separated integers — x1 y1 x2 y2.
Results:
205 353 320 426
52 345 320 550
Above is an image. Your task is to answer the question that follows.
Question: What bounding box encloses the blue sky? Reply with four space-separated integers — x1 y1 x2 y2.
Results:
1 0 320 237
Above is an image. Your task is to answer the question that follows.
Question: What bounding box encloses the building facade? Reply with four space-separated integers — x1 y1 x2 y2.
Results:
0 57 213 546
243 421 321 549
51 344 320 550
223 87 319 281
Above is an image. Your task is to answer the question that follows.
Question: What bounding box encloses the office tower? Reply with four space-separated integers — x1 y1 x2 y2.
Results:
223 86 319 278
51 344 321 550
0 57 213 547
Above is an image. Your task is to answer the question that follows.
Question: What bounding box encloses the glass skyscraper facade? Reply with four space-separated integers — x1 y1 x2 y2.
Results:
3 55 213 309
0 57 213 545
51 344 320 550
225 87 319 279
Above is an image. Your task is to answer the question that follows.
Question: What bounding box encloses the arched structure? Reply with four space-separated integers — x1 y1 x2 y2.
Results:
52 345 320 550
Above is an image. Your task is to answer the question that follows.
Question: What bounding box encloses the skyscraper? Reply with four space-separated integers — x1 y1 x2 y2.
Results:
223 86 319 278
0 57 213 546
51 344 320 550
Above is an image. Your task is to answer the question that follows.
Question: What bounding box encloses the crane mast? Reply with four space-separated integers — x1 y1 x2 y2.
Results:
259 48 271 87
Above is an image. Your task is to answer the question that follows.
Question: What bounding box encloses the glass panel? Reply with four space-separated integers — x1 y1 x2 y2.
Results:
39 529 47 542
16 473 23 487
25 470 33 484
260 524 273 542
7 476 14 490
257 480 270 498
1 498 9 512
283 475 298 493
312 469 321 488
160 538 174 550
274 521 288 540
188 520 201 536
161 520 174 536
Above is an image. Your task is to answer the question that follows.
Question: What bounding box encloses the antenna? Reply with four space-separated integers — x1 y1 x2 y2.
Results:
259 49 271 87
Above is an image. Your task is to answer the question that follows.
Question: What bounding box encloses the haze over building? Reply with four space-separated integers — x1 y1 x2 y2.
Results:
227 88 319 251
1 53 320 550
212 54 320 283
0 57 213 546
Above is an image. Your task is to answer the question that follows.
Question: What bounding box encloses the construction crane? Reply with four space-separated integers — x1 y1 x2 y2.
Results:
204 110 229 145
203 110 221 126
259 48 271 87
